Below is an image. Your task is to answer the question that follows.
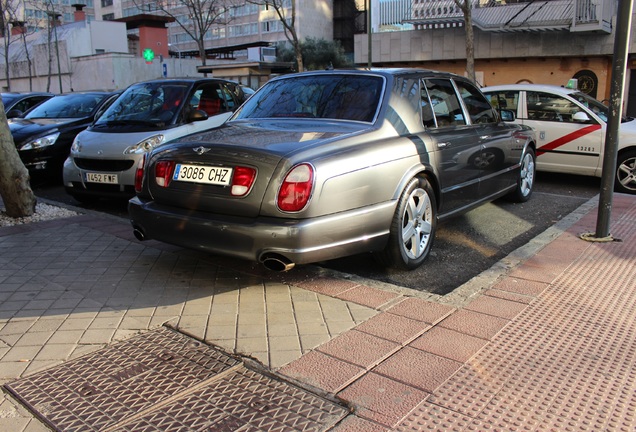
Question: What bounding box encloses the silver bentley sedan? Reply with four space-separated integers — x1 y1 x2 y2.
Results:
129 69 536 271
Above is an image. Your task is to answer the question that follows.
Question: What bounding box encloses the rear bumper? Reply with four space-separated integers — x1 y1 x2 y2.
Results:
128 196 395 266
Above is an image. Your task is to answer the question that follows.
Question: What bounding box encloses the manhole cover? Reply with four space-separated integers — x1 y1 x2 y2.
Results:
4 327 349 431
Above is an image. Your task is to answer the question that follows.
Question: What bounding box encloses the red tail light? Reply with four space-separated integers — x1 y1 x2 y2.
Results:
155 161 176 188
134 154 146 193
231 166 256 196
277 163 314 212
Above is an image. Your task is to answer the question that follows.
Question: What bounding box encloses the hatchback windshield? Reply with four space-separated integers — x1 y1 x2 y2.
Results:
25 93 106 119
96 83 189 126
234 74 384 122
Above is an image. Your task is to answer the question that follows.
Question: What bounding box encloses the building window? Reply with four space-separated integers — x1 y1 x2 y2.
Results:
101 0 113 6
102 13 114 20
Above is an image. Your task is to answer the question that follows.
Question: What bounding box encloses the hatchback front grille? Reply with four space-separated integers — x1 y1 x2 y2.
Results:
74 158 135 172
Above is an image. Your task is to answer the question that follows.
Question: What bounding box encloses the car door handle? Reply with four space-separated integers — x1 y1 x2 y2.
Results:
437 142 451 148
479 135 491 140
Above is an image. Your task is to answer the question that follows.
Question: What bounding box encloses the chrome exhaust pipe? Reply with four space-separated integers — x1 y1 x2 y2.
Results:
261 254 295 272
133 226 146 241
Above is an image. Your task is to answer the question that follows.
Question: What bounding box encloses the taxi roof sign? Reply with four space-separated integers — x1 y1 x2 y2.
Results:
566 78 578 89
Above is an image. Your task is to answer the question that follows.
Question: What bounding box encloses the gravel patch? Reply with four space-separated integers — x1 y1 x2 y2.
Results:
0 202 79 227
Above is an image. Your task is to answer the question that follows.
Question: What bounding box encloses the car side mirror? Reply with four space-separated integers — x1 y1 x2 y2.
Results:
573 111 591 122
6 109 22 119
500 109 515 122
188 109 208 123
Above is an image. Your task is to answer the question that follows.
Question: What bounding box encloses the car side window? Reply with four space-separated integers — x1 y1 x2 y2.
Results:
486 91 519 115
423 79 466 128
454 80 497 124
193 84 227 117
527 91 581 123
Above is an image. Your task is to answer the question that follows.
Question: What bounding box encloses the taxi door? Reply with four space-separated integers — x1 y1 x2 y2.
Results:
521 90 602 175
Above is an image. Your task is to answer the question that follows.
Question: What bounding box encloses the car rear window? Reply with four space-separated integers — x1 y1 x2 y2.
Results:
234 74 384 122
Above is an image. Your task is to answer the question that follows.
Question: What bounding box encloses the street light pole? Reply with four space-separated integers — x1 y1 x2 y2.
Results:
168 43 182 77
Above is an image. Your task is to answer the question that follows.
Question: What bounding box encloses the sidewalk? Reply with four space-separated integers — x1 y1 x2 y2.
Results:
0 193 634 431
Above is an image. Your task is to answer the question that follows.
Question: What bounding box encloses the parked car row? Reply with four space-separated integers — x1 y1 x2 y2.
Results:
8 70 635 273
5 80 250 186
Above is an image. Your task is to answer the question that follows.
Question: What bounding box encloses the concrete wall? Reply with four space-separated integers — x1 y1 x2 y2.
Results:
0 52 203 93
297 0 333 40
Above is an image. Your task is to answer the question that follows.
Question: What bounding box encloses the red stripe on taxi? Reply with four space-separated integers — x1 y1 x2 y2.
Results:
536 124 602 156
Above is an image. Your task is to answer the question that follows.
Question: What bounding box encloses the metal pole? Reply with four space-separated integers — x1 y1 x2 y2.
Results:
367 0 372 69
595 0 633 238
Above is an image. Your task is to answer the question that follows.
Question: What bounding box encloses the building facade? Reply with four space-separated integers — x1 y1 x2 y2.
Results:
355 0 636 115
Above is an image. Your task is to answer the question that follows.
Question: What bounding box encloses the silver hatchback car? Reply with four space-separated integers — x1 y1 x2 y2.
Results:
130 69 536 271
63 78 248 202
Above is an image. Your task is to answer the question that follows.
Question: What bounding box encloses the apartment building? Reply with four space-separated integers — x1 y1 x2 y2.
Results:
358 0 636 115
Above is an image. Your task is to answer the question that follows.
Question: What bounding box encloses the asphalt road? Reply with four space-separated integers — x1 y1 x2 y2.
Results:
32 171 603 295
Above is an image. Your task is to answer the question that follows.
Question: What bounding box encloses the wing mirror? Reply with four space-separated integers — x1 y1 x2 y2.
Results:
188 109 209 123
500 109 515 122
573 111 591 122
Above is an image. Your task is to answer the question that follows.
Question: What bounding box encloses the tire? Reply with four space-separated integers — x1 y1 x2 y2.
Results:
374 177 437 270
507 147 535 203
615 150 636 194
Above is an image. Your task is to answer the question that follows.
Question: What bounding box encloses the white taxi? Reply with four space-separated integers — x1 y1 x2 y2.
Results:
483 84 636 194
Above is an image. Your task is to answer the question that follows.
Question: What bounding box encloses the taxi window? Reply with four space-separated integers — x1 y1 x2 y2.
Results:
527 91 581 123
487 90 519 115
423 78 466 128
454 80 497 124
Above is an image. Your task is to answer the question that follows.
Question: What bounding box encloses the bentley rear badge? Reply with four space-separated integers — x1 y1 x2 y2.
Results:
193 146 212 155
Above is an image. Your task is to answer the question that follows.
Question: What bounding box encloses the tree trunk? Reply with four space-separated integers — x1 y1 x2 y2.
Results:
464 6 476 84
0 102 36 218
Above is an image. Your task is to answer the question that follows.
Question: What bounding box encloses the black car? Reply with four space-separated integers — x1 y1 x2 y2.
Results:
1 92 54 118
9 91 120 177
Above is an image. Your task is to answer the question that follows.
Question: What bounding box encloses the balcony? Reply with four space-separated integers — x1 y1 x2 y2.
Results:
404 0 613 34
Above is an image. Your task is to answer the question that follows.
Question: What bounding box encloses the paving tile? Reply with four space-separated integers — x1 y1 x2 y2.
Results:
386 297 455 324
338 372 429 428
409 327 488 363
465 295 528 320
439 309 509 340
335 285 401 309
372 347 462 393
316 329 399 368
483 288 536 305
294 276 360 297
331 415 390 432
493 276 549 297
280 350 365 393
355 312 429 344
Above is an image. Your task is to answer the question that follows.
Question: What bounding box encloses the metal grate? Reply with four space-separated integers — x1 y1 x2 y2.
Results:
5 327 348 431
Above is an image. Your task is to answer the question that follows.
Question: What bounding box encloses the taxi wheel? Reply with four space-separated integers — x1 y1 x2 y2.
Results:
375 177 437 270
615 150 636 195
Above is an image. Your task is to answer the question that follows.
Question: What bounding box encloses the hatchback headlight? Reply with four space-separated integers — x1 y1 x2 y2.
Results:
19 132 60 151
124 134 164 155
70 135 81 153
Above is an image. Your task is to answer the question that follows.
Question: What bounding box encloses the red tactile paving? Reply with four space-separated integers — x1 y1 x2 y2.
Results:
396 196 636 430
337 372 429 428
315 330 399 368
386 297 455 324
354 312 429 344
409 327 488 363
372 347 462 393
279 351 365 394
